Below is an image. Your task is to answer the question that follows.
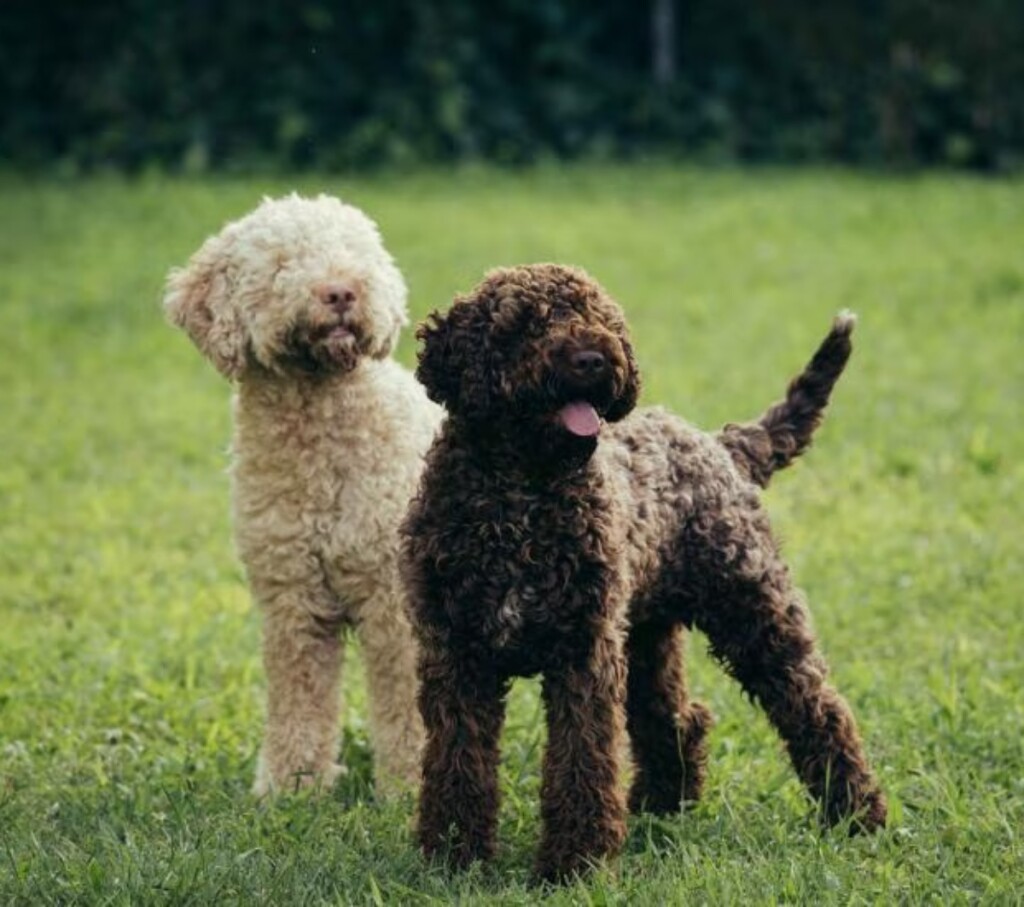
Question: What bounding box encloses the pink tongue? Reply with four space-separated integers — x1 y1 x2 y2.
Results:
558 401 601 437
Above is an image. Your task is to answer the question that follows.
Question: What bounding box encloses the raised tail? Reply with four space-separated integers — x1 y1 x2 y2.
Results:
718 311 856 488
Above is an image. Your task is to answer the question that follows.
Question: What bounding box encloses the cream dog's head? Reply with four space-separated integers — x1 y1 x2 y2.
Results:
165 194 407 379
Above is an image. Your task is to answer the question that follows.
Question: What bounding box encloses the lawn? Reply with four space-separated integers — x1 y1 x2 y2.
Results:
1 165 1022 904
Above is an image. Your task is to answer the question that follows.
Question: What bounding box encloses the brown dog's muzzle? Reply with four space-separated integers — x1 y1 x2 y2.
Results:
553 332 622 397
566 349 608 384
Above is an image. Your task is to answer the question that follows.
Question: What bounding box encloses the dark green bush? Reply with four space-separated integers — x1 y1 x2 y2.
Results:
1 0 1021 170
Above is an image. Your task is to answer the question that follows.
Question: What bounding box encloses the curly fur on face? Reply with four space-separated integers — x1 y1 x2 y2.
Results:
402 264 885 882
416 264 640 469
165 195 442 798
165 193 408 379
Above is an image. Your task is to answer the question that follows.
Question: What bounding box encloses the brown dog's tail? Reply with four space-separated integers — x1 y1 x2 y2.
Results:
718 311 856 488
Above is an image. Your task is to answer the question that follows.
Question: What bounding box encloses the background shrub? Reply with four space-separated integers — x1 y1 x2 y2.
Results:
1 0 1021 170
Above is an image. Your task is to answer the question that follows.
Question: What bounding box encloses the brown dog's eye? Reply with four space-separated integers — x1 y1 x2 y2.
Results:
541 303 575 333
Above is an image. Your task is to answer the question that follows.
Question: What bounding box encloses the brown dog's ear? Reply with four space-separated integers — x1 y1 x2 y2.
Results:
415 308 461 408
163 243 247 380
604 336 641 422
415 302 494 419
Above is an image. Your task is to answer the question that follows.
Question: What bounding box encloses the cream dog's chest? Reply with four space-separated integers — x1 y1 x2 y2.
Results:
233 448 402 584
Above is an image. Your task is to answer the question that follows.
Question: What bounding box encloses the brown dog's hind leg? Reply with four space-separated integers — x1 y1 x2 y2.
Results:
626 621 713 815
689 529 886 832
416 652 508 869
535 633 628 882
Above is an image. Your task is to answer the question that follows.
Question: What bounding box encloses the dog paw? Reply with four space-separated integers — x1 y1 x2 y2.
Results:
849 790 888 835
251 761 347 798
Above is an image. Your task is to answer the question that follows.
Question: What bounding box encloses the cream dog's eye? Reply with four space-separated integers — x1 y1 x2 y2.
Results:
270 260 291 287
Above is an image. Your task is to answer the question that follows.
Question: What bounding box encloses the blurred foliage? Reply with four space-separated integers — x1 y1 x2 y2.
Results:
1 0 1022 171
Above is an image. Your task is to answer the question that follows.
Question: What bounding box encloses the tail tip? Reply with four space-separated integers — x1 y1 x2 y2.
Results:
833 309 857 336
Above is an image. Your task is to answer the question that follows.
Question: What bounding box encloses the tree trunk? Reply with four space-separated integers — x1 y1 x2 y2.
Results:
652 0 676 87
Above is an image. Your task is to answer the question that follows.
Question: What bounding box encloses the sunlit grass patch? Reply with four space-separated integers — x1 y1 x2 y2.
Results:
1 165 1021 903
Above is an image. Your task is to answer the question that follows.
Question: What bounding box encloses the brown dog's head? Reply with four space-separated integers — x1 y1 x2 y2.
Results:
416 264 640 465
164 194 408 381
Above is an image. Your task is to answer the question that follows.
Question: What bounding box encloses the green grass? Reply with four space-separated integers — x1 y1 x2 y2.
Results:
1 165 1022 904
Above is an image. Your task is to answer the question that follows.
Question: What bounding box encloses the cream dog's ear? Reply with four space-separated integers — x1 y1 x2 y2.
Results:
164 236 248 380
367 254 409 362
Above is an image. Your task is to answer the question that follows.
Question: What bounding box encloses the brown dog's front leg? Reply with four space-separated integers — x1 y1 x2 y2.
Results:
416 651 508 869
536 634 628 882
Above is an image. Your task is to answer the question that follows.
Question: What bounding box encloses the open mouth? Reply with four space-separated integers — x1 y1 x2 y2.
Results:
327 323 354 340
556 400 602 438
280 317 366 375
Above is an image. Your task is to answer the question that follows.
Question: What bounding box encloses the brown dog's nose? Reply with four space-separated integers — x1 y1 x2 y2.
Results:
569 349 607 379
316 283 357 311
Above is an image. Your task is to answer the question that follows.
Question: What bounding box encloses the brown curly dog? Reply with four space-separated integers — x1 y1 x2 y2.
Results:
401 264 886 882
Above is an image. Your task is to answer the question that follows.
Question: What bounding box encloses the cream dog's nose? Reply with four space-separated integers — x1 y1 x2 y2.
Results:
316 282 357 311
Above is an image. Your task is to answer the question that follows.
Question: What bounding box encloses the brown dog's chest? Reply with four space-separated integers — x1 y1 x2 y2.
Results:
421 477 623 673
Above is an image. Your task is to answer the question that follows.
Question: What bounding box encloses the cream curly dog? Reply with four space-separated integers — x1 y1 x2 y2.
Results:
165 194 442 796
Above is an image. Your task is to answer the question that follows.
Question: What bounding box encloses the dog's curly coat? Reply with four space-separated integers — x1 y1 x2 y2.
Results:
401 264 886 881
165 194 442 796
